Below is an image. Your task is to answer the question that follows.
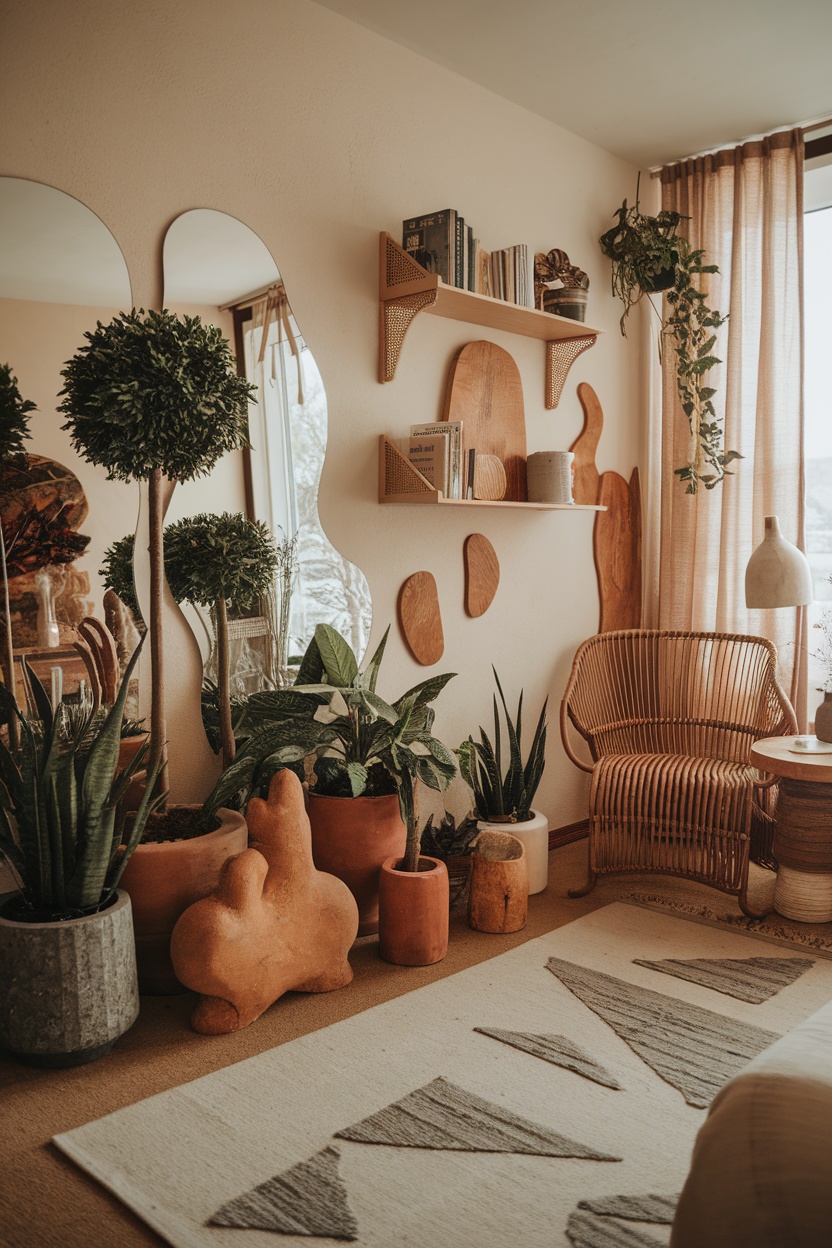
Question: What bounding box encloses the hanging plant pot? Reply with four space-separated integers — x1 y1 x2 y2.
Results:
0 889 139 1067
635 263 676 293
378 855 449 966
307 792 406 937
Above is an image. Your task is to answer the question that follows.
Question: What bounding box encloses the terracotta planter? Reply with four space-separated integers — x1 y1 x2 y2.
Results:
468 830 528 934
118 731 149 770
0 889 139 1067
378 855 449 966
119 806 248 993
307 792 406 937
476 810 549 894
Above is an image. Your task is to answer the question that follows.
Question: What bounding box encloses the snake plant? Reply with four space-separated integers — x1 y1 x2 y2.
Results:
458 669 547 824
0 643 163 921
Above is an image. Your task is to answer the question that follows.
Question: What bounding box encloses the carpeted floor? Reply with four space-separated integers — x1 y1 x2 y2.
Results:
53 903 832 1248
2 838 830 1248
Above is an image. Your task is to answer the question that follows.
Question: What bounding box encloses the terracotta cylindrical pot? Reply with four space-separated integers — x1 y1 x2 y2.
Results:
307 792 406 937
378 855 449 966
119 807 248 993
468 830 528 934
118 731 150 770
476 811 549 894
0 889 139 1067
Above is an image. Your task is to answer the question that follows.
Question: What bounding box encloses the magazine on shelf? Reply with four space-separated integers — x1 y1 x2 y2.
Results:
399 434 450 494
411 421 463 498
402 209 456 285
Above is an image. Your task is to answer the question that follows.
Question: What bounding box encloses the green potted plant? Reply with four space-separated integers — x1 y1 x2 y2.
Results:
0 364 36 749
0 645 161 1065
100 531 143 625
163 511 279 770
457 669 549 894
599 192 740 494
205 623 457 955
58 310 254 991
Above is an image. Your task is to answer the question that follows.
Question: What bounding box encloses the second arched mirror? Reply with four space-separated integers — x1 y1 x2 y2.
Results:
163 209 371 694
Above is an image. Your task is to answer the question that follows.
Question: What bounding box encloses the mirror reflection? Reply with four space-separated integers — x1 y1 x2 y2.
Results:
163 209 371 692
0 177 134 707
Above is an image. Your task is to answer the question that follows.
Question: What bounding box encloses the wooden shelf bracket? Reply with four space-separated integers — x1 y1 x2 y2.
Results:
379 233 439 382
545 335 598 409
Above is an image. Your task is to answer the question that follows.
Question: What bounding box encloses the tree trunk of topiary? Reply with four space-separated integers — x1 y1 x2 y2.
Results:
148 468 169 806
215 595 235 770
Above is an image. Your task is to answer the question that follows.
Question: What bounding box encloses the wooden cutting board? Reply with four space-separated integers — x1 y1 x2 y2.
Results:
398 571 444 665
569 381 603 505
442 341 526 501
594 466 642 631
464 534 500 617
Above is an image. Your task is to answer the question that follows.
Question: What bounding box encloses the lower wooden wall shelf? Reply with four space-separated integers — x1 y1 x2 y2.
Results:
378 436 605 510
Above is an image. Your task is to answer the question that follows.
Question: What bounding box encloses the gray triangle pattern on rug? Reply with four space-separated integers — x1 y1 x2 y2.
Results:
474 1026 622 1090
208 1144 358 1241
576 1193 679 1223
545 958 779 1109
631 955 814 1003
566 1208 664 1247
335 1075 621 1160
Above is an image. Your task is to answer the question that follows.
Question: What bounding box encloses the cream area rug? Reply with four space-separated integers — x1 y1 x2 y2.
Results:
54 903 832 1248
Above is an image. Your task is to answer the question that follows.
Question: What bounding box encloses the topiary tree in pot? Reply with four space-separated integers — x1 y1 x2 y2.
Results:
59 312 255 993
58 309 256 804
163 511 279 770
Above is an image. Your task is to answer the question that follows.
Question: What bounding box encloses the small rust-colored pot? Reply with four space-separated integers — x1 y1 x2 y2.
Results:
468 830 528 934
119 807 248 994
307 793 406 937
378 855 449 966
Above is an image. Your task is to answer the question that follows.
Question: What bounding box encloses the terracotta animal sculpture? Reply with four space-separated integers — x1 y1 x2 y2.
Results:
170 769 359 1034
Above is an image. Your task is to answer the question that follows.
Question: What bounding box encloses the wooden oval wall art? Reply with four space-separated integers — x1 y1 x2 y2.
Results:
398 571 444 665
464 534 499 618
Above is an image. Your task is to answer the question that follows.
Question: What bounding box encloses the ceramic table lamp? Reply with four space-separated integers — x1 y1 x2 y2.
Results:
745 515 813 609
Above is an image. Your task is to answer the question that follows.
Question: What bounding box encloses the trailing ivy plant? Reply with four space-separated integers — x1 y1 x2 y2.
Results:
58 310 255 803
600 195 740 494
163 512 279 769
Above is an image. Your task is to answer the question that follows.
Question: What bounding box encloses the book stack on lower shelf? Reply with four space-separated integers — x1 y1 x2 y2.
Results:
378 436 604 511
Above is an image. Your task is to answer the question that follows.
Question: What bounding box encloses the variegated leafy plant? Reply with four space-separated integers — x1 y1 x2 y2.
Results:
204 623 457 871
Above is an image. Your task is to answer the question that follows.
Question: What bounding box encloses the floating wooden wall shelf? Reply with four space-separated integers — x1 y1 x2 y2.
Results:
378 437 604 510
378 232 600 408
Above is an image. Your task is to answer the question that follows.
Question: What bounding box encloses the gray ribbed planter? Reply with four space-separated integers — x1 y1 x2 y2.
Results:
0 888 139 1067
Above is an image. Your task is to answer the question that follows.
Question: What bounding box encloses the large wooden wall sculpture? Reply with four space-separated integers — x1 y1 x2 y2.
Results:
569 383 642 632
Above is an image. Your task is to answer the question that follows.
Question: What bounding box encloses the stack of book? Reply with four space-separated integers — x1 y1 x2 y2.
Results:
399 422 466 499
486 245 531 307
402 209 479 292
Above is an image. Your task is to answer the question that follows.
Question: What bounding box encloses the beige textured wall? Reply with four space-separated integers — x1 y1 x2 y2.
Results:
0 0 646 819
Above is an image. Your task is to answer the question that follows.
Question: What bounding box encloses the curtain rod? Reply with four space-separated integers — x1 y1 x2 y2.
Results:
649 115 832 177
220 280 284 312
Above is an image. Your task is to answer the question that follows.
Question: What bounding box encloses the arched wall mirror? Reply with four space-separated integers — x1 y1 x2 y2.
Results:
163 209 372 690
0 177 134 706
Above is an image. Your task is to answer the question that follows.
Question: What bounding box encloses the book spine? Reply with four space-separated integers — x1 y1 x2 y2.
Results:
455 215 465 289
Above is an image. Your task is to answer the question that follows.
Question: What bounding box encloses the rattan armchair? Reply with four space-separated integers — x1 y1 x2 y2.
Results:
561 630 797 918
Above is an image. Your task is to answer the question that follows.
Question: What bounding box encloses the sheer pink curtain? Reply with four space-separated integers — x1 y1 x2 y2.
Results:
652 129 806 722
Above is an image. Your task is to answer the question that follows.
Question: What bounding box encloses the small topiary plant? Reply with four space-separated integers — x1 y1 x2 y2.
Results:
58 310 256 805
100 532 142 622
163 511 279 769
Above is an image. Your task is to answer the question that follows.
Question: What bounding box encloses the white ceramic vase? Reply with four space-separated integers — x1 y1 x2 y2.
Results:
476 810 549 894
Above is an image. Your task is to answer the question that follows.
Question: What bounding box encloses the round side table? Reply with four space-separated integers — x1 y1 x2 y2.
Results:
750 737 832 922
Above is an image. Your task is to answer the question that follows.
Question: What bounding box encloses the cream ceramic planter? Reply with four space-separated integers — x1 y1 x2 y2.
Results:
476 810 549 894
0 888 139 1067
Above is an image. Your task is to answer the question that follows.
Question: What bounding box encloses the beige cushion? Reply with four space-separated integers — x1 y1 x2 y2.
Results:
671 999 832 1248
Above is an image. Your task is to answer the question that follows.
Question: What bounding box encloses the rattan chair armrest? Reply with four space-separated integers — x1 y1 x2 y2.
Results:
560 697 594 773
750 767 778 790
